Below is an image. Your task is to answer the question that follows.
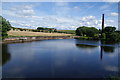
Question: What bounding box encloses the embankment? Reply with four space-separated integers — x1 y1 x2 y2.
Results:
2 36 76 44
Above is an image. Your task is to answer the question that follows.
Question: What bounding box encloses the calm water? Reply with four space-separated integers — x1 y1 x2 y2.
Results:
1 39 120 78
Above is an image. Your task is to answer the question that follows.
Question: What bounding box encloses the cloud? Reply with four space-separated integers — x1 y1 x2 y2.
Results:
106 20 114 23
17 9 35 16
55 2 68 6
109 12 118 16
74 6 80 9
3 4 35 17
100 3 111 10
8 15 115 30
2 3 117 30
82 16 96 21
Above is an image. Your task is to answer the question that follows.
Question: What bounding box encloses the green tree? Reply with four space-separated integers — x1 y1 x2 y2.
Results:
76 26 87 36
86 27 99 37
0 16 11 39
104 26 116 33
109 32 120 42
76 26 99 37
37 27 44 32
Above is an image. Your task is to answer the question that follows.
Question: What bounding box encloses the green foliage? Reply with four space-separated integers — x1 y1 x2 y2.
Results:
76 26 99 37
75 26 120 42
102 33 106 40
76 26 87 36
37 27 44 30
57 30 75 34
104 26 116 33
109 32 120 42
115 30 120 33
37 27 57 33
0 16 11 39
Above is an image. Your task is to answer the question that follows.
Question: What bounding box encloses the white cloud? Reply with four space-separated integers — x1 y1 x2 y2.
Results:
2 3 117 30
3 4 35 18
17 9 35 16
106 20 114 23
8 15 116 30
109 12 118 16
73 6 80 9
82 16 96 21
100 5 109 10
55 2 68 6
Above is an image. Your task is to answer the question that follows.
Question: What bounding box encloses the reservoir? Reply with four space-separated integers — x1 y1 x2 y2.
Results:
1 39 120 78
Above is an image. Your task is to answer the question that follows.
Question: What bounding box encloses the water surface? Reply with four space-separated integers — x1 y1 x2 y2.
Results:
1 39 119 78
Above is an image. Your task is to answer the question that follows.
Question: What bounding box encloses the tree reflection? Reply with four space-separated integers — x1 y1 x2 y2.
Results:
102 46 115 53
2 44 11 66
75 41 115 61
100 40 115 61
76 44 97 49
101 40 115 53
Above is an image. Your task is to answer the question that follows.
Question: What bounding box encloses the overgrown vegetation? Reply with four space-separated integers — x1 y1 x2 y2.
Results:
0 16 11 40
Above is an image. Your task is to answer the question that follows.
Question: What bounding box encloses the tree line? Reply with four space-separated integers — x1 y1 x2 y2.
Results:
76 26 120 42
11 27 57 33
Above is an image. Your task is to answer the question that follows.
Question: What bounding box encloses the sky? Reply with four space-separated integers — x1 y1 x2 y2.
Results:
2 2 118 30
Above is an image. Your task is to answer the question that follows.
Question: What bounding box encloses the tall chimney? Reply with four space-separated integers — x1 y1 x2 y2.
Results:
102 14 104 32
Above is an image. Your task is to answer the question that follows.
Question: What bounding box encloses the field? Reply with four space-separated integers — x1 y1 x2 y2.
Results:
8 30 74 37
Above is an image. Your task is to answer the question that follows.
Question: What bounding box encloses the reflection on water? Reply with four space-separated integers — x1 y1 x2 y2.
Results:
102 46 115 53
75 44 115 61
2 39 119 78
2 44 11 66
76 44 97 49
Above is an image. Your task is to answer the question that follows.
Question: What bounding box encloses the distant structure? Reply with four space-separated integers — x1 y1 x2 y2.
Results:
102 14 104 32
101 14 104 39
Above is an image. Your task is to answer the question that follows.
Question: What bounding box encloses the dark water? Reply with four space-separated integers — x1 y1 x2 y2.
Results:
1 39 120 78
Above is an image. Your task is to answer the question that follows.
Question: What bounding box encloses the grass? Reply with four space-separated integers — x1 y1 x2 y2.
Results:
7 30 74 37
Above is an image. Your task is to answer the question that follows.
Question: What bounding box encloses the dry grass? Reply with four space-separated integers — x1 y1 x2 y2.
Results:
8 30 73 37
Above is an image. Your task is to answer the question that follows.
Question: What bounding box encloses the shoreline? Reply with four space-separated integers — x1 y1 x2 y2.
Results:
1 36 78 44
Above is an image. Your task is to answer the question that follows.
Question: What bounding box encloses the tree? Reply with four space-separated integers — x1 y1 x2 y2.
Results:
37 27 44 32
86 27 99 37
76 26 99 37
104 26 116 33
0 16 11 39
76 26 87 36
109 32 120 42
